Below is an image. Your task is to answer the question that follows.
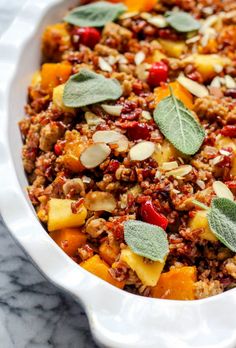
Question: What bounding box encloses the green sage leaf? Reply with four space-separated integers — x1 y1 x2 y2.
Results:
63 69 122 108
153 89 205 155
208 198 236 252
124 220 169 262
166 11 200 32
64 1 127 27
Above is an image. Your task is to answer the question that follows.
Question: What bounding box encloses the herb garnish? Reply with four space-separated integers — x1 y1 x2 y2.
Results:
165 11 200 32
124 220 169 262
63 69 122 108
64 1 127 27
153 88 205 155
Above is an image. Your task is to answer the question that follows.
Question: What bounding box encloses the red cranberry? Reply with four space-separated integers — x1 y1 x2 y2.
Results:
127 122 150 140
221 125 236 137
147 61 168 87
105 160 120 173
225 89 236 98
72 27 101 49
225 180 236 189
54 143 62 156
140 200 168 230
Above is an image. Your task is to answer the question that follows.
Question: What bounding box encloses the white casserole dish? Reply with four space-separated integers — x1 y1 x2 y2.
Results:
0 1 236 347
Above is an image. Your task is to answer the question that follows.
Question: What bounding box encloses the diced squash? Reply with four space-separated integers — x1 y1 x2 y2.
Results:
42 23 72 61
60 130 87 173
52 84 75 114
124 0 156 12
192 54 231 81
29 70 42 100
99 240 120 265
81 255 125 289
50 228 87 257
41 62 72 94
188 210 218 242
152 140 179 166
48 198 87 232
151 266 197 300
146 49 166 64
215 136 236 176
158 39 186 58
154 81 194 109
120 247 165 286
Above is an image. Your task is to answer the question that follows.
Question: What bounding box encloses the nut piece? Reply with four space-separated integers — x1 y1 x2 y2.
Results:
93 130 122 144
80 143 111 169
129 141 155 161
101 104 123 116
147 16 167 28
85 191 116 212
134 52 145 66
162 161 179 171
116 134 129 152
85 111 104 126
177 74 209 98
213 181 234 201
98 57 112 72
167 165 193 178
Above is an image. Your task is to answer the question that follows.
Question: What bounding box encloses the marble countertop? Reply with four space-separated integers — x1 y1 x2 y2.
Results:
0 1 97 347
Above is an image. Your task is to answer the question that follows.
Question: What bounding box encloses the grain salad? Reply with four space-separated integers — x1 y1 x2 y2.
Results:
19 0 236 300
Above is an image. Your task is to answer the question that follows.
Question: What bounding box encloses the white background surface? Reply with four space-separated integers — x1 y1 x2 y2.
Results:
0 1 97 347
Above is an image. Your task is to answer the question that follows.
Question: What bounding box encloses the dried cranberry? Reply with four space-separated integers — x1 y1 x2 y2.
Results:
221 125 236 137
105 160 120 173
225 89 236 99
54 143 62 156
225 180 236 189
72 27 101 49
140 200 168 230
127 122 150 140
147 61 168 87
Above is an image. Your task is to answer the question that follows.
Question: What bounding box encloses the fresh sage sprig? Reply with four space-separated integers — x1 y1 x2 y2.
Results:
124 220 169 262
207 198 236 252
165 11 200 32
63 69 122 108
64 1 127 27
153 88 205 155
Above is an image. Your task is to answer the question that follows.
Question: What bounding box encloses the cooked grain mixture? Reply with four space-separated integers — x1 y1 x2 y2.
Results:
20 0 236 300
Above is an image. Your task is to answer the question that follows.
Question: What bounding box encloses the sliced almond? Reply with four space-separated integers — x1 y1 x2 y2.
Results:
186 35 200 44
116 134 129 152
140 12 152 20
101 104 123 116
213 181 234 201
98 57 112 72
119 11 138 19
225 75 236 89
167 165 193 178
210 76 221 88
80 143 111 169
196 179 205 190
134 52 145 66
214 64 223 73
147 16 167 28
162 161 179 171
142 110 152 120
129 141 155 161
135 63 151 81
93 130 122 144
85 191 116 212
177 75 209 98
85 111 104 126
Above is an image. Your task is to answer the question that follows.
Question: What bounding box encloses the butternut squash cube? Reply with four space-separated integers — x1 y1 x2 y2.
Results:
52 84 75 114
99 240 120 265
154 81 193 109
81 255 125 289
151 266 197 300
120 247 165 286
41 62 72 94
48 198 87 231
124 0 156 12
152 140 179 166
159 39 187 58
192 54 231 81
188 210 218 242
50 228 87 257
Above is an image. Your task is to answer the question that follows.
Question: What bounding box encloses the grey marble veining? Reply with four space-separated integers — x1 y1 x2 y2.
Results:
0 1 98 347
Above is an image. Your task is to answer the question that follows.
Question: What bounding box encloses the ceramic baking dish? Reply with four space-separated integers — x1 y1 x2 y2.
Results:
0 1 236 347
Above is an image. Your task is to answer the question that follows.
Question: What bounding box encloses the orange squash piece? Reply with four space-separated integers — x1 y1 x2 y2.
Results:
41 62 72 94
81 255 125 289
124 0 156 12
154 81 194 110
50 228 87 257
99 240 120 265
151 266 197 300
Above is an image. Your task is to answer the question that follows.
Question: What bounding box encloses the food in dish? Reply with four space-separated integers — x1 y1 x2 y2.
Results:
19 0 236 300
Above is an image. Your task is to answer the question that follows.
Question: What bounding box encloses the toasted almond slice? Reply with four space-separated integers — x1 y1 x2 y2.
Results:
116 134 129 152
142 110 152 120
214 64 223 73
134 52 145 65
162 161 179 171
135 63 151 81
167 165 193 178
225 75 236 89
147 15 167 28
196 179 205 189
129 141 155 161
98 57 112 72
93 130 122 144
80 143 111 169
101 104 123 116
177 75 209 98
210 76 221 88
213 181 234 201
85 191 116 212
85 111 104 126
119 11 138 19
